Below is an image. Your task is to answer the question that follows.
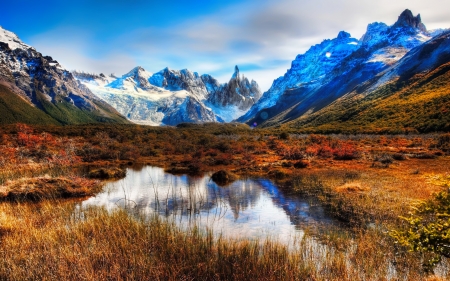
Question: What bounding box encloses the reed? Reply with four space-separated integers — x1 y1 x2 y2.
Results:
0 202 447 280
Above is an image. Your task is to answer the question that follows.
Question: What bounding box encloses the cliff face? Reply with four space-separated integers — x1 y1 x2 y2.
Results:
75 65 262 125
207 66 261 111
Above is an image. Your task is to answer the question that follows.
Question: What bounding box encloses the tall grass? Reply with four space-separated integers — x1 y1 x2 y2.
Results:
0 202 447 280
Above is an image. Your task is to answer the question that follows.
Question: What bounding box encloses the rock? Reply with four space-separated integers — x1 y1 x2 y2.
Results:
294 160 309 169
211 170 236 186
394 9 427 33
88 167 127 179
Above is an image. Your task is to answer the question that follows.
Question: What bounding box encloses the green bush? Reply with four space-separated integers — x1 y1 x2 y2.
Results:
391 175 450 272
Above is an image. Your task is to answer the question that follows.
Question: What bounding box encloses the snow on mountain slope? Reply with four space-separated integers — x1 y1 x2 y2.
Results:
367 29 450 93
75 69 216 125
76 65 261 125
238 9 436 126
237 31 359 123
284 30 450 133
0 26 129 125
0 26 33 51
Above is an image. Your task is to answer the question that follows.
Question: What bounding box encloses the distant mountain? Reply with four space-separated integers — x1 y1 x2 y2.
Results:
0 26 129 125
284 30 450 133
237 9 449 130
75 65 261 125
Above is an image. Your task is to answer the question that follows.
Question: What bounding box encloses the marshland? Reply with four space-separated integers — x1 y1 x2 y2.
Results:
0 123 449 280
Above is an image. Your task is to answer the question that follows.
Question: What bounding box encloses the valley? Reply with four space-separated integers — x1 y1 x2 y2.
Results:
0 123 449 279
0 6 450 281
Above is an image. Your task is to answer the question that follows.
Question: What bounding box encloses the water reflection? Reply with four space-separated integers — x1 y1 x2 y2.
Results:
82 166 337 242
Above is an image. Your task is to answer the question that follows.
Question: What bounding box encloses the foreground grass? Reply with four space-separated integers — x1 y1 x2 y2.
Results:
0 124 449 279
0 202 447 280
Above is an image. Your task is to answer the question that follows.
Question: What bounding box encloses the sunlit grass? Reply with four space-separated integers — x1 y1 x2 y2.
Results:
0 202 447 280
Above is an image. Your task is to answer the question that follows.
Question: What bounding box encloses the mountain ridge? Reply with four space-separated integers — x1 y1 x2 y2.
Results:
0 26 129 125
75 65 261 125
282 29 450 133
237 9 444 129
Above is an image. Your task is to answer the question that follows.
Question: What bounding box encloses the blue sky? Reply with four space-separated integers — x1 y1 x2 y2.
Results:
2 0 450 91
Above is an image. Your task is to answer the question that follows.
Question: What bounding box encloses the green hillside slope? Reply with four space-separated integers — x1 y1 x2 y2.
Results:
0 84 60 125
0 84 130 126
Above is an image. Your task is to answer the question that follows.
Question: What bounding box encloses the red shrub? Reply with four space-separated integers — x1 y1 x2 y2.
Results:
333 141 361 160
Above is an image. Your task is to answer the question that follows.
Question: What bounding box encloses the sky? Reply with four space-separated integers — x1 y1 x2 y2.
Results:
2 0 450 91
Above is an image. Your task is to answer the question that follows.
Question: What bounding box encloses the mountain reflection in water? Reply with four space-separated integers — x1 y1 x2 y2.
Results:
82 166 337 242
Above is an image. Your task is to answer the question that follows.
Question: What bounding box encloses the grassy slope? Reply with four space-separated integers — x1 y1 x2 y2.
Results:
285 62 450 133
0 83 130 126
36 90 130 125
0 85 60 125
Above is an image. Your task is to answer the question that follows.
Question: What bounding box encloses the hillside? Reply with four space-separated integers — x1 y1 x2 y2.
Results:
238 10 449 131
0 26 130 126
0 83 59 125
284 62 450 133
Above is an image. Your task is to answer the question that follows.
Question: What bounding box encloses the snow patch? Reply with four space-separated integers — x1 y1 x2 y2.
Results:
0 26 33 51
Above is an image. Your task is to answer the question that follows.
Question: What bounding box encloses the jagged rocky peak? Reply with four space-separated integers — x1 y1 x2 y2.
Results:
148 67 210 99
394 9 427 32
207 65 262 113
359 9 430 49
337 31 351 40
232 65 240 79
360 22 389 44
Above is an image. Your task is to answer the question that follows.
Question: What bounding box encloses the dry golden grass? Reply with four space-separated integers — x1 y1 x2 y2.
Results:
334 182 370 193
0 126 449 279
0 176 101 201
0 202 445 281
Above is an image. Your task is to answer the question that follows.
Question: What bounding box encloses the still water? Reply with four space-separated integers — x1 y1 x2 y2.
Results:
82 166 338 243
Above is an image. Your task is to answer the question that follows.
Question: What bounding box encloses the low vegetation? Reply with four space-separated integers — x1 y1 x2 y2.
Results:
392 174 450 272
88 167 127 179
0 202 447 280
0 176 100 201
0 123 449 279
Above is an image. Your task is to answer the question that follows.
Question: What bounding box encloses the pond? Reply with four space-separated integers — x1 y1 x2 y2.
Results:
82 166 340 243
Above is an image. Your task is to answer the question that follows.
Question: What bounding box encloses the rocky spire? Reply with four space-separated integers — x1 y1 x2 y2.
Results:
394 9 427 33
231 65 240 79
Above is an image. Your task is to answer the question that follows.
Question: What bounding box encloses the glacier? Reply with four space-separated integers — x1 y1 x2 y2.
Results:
75 65 261 125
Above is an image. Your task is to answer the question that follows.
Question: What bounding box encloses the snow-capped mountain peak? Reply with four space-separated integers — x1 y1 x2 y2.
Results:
123 66 152 80
237 9 441 126
106 66 154 91
0 26 33 51
76 65 261 125
359 22 389 45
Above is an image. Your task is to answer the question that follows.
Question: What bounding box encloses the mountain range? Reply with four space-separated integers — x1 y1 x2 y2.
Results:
73 65 261 126
237 9 449 133
0 9 449 131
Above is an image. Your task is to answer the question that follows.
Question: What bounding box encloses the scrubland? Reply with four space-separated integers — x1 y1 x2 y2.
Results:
0 123 449 280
